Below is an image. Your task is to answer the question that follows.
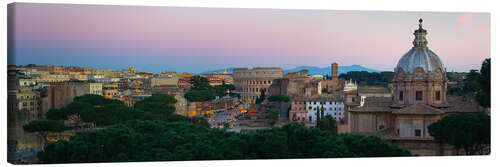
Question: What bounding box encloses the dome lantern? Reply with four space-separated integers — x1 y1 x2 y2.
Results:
412 18 428 48
396 18 444 74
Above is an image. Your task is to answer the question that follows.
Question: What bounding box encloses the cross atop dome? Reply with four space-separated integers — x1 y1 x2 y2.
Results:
418 18 423 29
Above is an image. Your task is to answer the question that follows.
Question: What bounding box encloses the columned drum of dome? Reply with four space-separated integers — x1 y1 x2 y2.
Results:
392 19 448 106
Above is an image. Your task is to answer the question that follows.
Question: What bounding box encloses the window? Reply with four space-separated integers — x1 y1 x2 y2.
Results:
435 91 441 101
399 91 404 101
415 129 422 137
397 129 400 135
379 125 385 130
351 97 355 102
309 116 312 121
416 91 423 101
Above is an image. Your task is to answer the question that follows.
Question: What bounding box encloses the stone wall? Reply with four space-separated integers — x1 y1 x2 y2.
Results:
40 82 90 114
388 139 459 156
7 109 45 152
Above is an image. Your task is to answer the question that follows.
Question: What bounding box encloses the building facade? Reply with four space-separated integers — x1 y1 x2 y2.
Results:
103 82 119 99
347 19 481 156
40 82 91 115
151 75 179 87
89 82 103 95
290 95 345 126
233 67 283 104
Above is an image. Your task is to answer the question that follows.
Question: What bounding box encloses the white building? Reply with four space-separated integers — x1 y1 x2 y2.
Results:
311 75 324 80
89 82 103 95
18 79 37 87
304 95 345 124
343 79 358 92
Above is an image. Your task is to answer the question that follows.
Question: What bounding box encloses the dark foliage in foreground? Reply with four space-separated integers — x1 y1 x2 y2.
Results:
476 58 490 108
428 113 490 155
37 121 410 163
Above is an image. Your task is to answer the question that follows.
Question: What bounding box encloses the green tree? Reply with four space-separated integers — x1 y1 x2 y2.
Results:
45 108 69 120
268 94 290 102
268 109 280 125
428 114 490 155
73 94 123 106
339 71 394 87
321 88 329 93
223 122 230 128
184 90 215 102
214 83 236 97
339 133 410 157
318 115 338 134
37 120 410 163
43 94 163 127
463 70 481 94
23 120 68 142
189 76 211 90
188 116 211 128
476 58 490 108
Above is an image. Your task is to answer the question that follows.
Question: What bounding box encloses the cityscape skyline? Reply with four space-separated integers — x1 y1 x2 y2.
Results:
8 3 490 73
6 3 491 164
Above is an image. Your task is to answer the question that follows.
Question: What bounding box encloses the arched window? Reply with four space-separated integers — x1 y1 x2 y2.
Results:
399 91 404 101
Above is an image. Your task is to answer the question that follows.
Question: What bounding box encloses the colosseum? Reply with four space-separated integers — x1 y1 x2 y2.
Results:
232 67 284 104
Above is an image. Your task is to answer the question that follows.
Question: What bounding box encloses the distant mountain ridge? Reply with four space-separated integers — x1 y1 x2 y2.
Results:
199 65 380 75
284 65 380 76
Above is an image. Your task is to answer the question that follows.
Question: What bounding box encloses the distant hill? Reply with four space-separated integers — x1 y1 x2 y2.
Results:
199 68 235 74
198 65 380 76
284 65 380 76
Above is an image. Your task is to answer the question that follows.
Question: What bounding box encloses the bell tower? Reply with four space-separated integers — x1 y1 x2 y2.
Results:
331 63 338 79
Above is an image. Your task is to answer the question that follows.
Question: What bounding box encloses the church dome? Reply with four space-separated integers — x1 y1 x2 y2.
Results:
396 19 444 73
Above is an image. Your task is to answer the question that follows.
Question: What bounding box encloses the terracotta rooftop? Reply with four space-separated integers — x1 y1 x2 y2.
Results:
349 97 392 113
391 103 445 115
357 87 391 94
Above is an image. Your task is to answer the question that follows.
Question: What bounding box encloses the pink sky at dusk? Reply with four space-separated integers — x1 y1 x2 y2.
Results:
8 3 490 73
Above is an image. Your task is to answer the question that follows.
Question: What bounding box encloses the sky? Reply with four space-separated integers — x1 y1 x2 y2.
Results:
8 3 490 73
